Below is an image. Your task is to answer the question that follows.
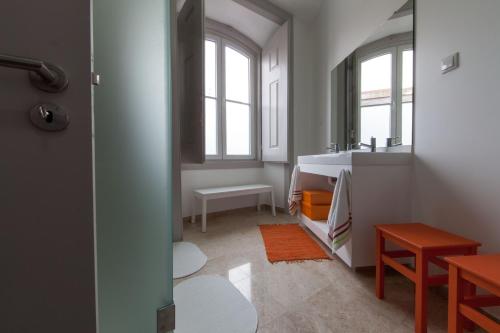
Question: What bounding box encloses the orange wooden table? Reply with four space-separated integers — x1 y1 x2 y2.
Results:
445 254 500 333
375 223 481 333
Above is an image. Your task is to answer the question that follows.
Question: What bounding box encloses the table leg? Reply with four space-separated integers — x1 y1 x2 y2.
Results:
463 247 477 331
270 190 276 217
191 196 196 224
257 193 261 212
448 265 463 333
415 251 429 333
376 229 385 299
201 198 207 233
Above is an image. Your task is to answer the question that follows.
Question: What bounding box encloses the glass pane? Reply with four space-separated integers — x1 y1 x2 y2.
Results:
360 105 391 147
402 49 413 99
360 53 392 107
225 46 250 103
205 40 217 98
205 98 217 155
226 101 250 155
402 102 413 145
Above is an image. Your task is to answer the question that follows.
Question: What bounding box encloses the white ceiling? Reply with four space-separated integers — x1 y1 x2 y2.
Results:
268 0 324 22
177 0 325 47
204 0 280 47
363 14 413 45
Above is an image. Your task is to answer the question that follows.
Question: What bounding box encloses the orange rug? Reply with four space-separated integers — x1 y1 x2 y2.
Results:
259 224 331 263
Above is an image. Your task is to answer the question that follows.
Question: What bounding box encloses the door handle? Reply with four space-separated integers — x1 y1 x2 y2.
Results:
0 54 68 93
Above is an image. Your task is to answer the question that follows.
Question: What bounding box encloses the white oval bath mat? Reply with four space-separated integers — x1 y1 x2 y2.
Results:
174 275 258 333
173 242 207 279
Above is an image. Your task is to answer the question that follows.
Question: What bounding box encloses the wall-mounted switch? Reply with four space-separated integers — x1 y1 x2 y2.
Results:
441 52 459 74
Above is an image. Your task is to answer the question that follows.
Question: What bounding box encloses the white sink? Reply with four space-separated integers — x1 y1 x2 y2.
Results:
298 150 412 166
298 151 353 165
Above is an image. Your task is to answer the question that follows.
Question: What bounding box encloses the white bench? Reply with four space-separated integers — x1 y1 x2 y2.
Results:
191 184 276 232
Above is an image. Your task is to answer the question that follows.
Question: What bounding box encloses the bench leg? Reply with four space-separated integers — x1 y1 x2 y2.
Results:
191 196 196 224
376 229 385 299
270 190 276 216
415 251 429 333
201 198 207 233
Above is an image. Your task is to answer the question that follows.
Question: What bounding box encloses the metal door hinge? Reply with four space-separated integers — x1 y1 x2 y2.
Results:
157 303 175 333
91 72 101 86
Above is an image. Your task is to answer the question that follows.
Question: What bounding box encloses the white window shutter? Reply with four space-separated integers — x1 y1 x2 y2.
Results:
261 21 289 162
178 0 205 164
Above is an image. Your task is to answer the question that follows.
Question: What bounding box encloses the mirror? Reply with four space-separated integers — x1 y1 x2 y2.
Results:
330 1 414 151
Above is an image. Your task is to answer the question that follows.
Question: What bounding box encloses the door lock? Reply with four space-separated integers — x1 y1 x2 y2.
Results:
30 103 70 131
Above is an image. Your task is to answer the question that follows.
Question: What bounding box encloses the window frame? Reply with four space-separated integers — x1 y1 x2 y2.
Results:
204 37 221 159
204 30 258 161
396 45 413 144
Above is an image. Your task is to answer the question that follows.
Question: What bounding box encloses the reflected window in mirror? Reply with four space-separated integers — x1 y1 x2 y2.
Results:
357 43 413 147
330 2 414 151
359 52 392 146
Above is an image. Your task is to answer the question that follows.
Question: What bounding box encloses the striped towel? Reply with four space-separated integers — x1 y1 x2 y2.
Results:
288 165 302 215
327 169 352 252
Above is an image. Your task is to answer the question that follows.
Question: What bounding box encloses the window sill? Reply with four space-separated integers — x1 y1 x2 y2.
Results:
182 160 264 171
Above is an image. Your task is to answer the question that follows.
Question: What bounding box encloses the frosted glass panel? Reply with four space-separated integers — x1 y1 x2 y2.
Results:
360 105 391 146
225 46 249 103
205 98 217 155
226 101 250 155
205 40 217 98
93 0 172 332
402 102 413 145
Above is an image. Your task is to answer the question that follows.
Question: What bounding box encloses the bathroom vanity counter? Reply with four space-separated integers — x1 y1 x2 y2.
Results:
298 150 412 164
297 150 413 269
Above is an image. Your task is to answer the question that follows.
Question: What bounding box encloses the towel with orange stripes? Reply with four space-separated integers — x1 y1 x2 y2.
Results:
328 169 352 251
288 166 302 215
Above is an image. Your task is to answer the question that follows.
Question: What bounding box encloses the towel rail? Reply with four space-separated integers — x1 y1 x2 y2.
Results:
0 54 68 92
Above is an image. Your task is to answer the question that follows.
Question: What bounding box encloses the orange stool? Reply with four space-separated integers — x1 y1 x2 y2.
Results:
445 254 500 333
375 223 481 333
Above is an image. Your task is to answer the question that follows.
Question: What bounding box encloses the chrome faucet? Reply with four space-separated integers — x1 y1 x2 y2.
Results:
326 143 340 153
386 137 402 147
359 137 376 152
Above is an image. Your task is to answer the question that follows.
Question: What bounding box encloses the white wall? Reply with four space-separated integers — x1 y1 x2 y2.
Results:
313 0 406 149
0 1 95 332
182 168 264 217
262 163 288 208
413 0 500 253
292 18 319 163
182 164 289 217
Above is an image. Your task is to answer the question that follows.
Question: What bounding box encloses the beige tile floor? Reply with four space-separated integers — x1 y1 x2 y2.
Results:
177 209 486 333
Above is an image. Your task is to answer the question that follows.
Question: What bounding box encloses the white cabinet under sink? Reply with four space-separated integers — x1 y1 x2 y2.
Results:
298 151 413 269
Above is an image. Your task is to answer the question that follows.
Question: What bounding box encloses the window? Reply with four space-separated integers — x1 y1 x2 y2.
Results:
204 35 256 160
357 44 413 146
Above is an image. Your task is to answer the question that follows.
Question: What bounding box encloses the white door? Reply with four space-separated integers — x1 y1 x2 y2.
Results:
262 21 289 162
